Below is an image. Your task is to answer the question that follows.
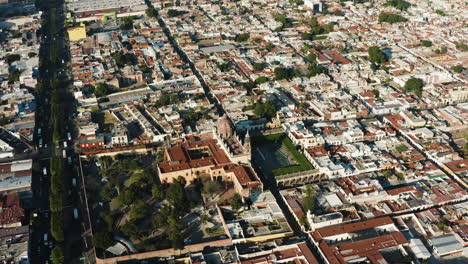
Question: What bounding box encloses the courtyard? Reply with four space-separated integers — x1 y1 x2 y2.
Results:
252 133 313 177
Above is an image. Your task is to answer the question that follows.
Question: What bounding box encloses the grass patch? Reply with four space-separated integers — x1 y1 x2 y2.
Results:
395 145 408 153
254 133 313 176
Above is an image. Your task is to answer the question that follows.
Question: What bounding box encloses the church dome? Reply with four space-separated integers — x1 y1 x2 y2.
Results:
218 114 233 138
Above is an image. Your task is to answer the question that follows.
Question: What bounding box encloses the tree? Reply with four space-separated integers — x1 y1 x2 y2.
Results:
5 54 20 65
306 64 326 77
100 185 116 201
307 53 317 63
301 32 312 40
146 8 157 18
404 78 423 92
152 184 165 200
434 47 447 54
451 65 464 73
113 52 136 67
167 9 180 17
371 89 380 98
255 76 268 84
231 193 243 211
8 69 20 83
252 62 264 72
129 200 150 220
202 181 224 196
36 81 46 93
166 181 186 212
378 12 407 23
120 16 135 30
94 83 113 97
51 245 64 264
120 219 143 240
303 185 316 212
368 46 387 64
274 67 294 80
117 188 138 207
273 13 288 24
217 62 232 72
93 231 113 249
167 214 184 249
384 0 410 11
28 52 37 58
454 42 468 52
51 212 64 242
421 40 432 47
254 100 276 119
435 10 447 16
235 33 250 42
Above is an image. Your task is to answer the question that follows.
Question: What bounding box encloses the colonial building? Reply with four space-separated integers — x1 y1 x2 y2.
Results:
214 114 251 164
157 133 262 197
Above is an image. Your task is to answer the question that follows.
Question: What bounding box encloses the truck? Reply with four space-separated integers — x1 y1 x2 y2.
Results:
38 138 43 148
67 132 71 141
43 167 47 176
62 149 67 159
73 208 78 220
43 233 48 246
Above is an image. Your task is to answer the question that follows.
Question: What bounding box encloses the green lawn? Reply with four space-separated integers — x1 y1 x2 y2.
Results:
254 133 313 176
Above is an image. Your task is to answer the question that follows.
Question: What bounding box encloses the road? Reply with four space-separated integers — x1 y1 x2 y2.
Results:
29 0 88 263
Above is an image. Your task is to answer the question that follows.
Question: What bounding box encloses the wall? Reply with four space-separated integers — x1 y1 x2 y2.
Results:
95 238 232 264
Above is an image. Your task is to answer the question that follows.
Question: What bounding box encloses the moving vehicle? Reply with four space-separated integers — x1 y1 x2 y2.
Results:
73 208 78 219
43 167 47 176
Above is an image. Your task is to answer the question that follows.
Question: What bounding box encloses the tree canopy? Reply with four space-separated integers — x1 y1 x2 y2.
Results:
113 52 136 67
120 16 135 30
235 33 250 42
93 230 114 249
378 12 407 23
231 193 243 211
51 245 64 264
384 0 410 11
166 181 187 212
404 78 423 92
146 8 158 18
168 9 180 17
274 67 295 80
368 46 387 64
94 83 114 97
421 40 432 47
252 62 264 72
254 100 276 119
